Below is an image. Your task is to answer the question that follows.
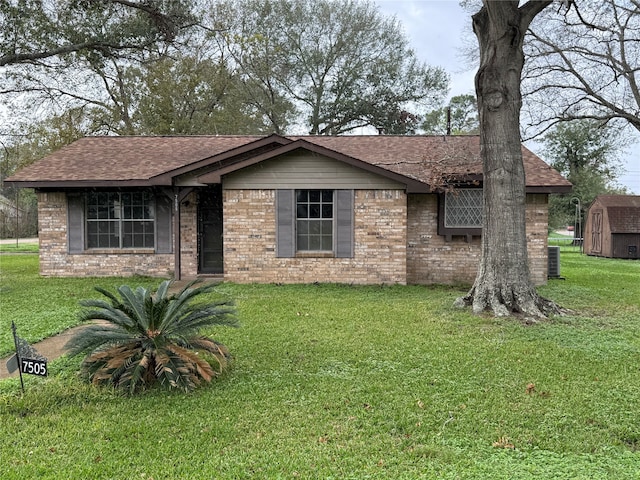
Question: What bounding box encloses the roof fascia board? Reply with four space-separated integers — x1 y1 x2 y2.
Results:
5 180 156 188
525 186 573 194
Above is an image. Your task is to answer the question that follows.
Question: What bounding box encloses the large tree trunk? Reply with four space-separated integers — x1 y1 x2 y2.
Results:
456 0 561 319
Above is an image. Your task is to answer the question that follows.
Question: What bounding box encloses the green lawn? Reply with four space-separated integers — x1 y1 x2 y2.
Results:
1 253 639 479
0 242 39 253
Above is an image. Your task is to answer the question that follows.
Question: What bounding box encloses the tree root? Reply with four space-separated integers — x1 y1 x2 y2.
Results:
454 283 566 321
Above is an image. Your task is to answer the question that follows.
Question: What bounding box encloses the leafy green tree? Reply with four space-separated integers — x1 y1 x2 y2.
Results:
0 0 200 135
212 0 448 134
0 0 195 67
66 280 238 394
133 53 270 135
422 94 479 135
542 119 627 230
0 109 96 237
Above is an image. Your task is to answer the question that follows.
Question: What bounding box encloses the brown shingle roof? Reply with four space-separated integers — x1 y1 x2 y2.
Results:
6 134 571 192
592 195 640 233
6 136 261 184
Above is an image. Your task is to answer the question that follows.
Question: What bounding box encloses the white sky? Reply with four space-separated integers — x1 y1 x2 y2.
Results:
374 0 640 194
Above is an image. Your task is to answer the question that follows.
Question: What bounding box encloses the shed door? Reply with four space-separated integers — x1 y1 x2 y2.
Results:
590 210 602 254
198 186 223 274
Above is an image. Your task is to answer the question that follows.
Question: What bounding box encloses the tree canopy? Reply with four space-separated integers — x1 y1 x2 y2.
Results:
523 0 640 136
422 94 479 135
542 119 627 230
211 0 448 134
0 0 195 67
1 0 449 138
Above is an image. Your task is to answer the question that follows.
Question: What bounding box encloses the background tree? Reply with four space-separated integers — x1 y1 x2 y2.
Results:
211 0 448 135
1 0 199 135
522 0 640 137
0 109 93 237
132 52 271 135
422 94 479 135
0 0 195 67
542 119 627 231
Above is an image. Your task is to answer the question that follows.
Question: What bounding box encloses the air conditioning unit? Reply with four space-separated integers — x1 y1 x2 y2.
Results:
548 246 561 278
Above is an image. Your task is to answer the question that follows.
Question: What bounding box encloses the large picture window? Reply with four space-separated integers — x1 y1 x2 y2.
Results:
86 192 155 249
296 189 334 251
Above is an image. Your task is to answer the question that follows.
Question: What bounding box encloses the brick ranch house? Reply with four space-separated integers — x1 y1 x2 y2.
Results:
6 134 571 285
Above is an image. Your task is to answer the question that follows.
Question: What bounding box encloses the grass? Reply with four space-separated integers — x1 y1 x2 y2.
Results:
1 252 639 478
0 242 39 253
0 255 158 354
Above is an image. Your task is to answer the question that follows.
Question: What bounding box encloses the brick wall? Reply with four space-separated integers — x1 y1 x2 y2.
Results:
223 189 407 284
36 190 549 285
407 193 549 285
525 194 550 284
179 192 198 278
37 192 173 277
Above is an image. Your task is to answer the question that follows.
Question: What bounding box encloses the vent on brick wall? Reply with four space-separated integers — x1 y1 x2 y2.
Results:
548 246 561 279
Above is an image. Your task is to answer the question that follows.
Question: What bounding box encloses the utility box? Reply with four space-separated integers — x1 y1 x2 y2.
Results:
548 246 561 278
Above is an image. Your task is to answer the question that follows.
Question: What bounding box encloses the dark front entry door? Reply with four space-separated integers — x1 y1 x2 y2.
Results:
198 186 223 274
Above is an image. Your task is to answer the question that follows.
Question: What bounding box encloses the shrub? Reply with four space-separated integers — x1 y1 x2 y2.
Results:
65 280 238 393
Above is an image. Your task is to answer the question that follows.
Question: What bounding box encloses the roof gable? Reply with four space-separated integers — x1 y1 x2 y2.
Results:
592 195 640 233
196 137 429 192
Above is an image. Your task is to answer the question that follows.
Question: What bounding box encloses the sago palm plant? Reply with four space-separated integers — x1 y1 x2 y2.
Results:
66 280 238 393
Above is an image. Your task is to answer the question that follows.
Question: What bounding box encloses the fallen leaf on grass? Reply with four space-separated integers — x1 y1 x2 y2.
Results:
492 436 515 449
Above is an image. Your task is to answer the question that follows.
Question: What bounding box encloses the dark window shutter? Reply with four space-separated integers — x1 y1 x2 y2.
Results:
336 189 354 258
155 193 173 253
276 189 295 258
67 193 85 253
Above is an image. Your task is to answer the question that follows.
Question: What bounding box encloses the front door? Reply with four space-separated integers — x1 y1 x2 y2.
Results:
198 186 223 274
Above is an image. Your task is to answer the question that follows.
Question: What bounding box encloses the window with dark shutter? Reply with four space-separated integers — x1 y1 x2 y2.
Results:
86 192 155 249
276 189 353 258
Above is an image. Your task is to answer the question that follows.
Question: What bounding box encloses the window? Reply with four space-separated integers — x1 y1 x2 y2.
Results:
444 189 483 228
438 189 483 238
296 189 333 251
276 189 353 258
86 192 155 249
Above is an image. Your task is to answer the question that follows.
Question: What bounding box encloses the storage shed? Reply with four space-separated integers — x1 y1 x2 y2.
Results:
584 195 640 259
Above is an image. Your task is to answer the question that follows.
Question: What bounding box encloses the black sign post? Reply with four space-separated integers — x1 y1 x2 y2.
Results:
9 321 48 394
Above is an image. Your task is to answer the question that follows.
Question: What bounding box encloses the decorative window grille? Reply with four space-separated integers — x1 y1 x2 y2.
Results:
296 189 334 251
86 192 155 248
444 189 483 228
